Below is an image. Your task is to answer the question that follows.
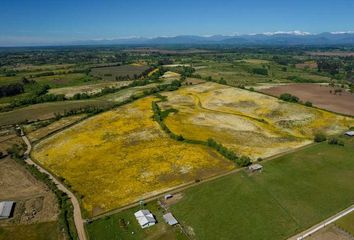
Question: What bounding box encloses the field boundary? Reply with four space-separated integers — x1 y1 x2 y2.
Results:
289 204 354 240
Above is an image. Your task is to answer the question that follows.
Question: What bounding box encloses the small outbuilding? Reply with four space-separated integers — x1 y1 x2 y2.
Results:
0 201 15 220
163 213 178 226
134 210 156 229
164 194 173 200
248 164 263 172
345 131 354 137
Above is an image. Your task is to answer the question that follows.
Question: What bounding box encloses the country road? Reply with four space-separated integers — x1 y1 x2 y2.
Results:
21 134 87 240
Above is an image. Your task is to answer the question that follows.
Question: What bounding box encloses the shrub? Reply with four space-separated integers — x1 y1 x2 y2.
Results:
252 68 268 76
280 93 299 103
305 101 313 107
328 137 344 146
314 133 327 142
236 156 252 167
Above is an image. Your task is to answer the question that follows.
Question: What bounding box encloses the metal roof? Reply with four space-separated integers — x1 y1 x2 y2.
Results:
163 212 178 225
0 201 14 219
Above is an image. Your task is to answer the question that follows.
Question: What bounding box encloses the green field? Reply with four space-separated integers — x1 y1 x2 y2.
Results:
86 202 188 240
169 135 354 240
195 60 331 86
90 65 150 81
0 222 59 240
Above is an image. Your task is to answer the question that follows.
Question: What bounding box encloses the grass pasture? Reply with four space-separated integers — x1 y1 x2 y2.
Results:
32 97 234 217
171 136 354 240
159 82 353 159
86 201 188 240
90 64 150 81
0 222 60 240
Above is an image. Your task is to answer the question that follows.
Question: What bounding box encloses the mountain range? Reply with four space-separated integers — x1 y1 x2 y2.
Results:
71 32 354 46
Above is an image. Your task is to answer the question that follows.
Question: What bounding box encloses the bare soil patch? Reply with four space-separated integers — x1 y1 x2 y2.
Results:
260 83 354 116
0 157 58 225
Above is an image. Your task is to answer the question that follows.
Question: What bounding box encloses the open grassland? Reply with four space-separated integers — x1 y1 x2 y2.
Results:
0 221 60 240
32 97 234 217
0 100 113 126
90 64 150 81
86 201 188 240
48 81 132 97
171 136 354 240
159 82 353 159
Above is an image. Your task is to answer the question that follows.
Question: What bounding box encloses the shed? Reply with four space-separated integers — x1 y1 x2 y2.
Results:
163 213 178 225
248 164 263 172
164 194 173 200
0 201 15 220
134 210 156 229
345 131 354 137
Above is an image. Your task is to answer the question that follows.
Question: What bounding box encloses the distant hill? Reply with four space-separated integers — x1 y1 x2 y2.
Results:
71 32 354 46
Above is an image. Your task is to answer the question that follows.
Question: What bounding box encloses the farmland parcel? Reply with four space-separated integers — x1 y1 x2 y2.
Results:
159 82 353 159
32 97 233 217
171 136 354 240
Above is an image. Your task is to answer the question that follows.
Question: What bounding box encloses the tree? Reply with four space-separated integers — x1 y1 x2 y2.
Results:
279 93 299 103
237 156 251 167
314 133 326 142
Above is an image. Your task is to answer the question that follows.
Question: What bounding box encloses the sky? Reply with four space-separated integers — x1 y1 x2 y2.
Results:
1 0 354 46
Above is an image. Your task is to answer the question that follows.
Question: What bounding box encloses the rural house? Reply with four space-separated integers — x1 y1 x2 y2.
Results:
0 201 15 220
134 210 156 229
163 212 178 226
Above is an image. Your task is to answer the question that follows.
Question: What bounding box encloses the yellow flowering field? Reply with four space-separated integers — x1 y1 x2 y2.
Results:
32 97 233 217
159 82 353 159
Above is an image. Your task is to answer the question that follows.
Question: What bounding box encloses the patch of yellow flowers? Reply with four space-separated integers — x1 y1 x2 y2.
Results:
160 82 353 159
32 97 233 217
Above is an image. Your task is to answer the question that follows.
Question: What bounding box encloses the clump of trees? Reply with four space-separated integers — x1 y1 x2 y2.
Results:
279 93 299 103
327 137 344 146
314 133 327 142
0 83 24 98
252 68 268 76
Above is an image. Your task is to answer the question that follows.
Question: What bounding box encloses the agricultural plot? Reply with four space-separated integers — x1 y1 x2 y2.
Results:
0 100 113 126
32 97 234 217
48 81 131 97
27 115 86 142
90 64 150 81
259 83 354 116
195 61 330 86
159 82 353 159
171 136 354 240
0 157 60 240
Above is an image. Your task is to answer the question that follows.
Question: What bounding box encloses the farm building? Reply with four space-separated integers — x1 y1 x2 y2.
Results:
163 212 178 226
248 164 263 172
134 210 156 229
345 131 354 137
0 201 15 220
164 194 173 200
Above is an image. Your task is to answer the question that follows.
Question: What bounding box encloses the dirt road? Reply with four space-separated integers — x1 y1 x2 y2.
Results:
22 134 87 240
289 204 354 240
